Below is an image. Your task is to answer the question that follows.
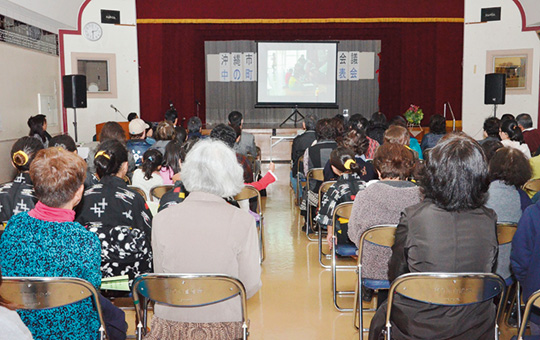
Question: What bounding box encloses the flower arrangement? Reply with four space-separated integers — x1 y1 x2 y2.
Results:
404 104 424 125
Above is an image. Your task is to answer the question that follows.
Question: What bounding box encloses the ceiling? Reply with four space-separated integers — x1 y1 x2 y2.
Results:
0 0 86 32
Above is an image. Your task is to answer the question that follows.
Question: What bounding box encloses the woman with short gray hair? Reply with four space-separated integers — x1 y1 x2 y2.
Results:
150 139 261 340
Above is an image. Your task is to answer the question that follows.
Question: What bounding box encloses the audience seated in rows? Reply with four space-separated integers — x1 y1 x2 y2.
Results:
316 147 366 249
500 118 531 158
349 114 380 160
76 140 153 281
0 147 127 339
517 113 540 155
0 137 43 225
479 116 501 145
149 139 261 339
420 114 446 152
388 115 423 159
323 128 376 182
229 110 257 158
348 143 421 282
27 114 51 148
366 111 387 146
126 118 152 167
149 120 176 156
369 133 498 340
132 149 164 199
486 147 532 280
87 121 136 175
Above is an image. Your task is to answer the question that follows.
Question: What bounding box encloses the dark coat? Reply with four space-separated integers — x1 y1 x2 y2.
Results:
369 200 498 340
291 130 316 175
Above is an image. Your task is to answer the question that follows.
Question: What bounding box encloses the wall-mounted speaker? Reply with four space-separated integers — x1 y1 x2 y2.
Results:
63 74 87 108
484 73 506 105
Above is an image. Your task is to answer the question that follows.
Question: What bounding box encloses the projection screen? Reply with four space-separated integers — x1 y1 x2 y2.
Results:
256 41 338 108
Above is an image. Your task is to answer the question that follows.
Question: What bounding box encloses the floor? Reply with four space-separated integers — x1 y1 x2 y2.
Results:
125 163 520 339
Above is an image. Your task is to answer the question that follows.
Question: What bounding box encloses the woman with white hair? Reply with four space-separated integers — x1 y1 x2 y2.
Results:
149 139 262 340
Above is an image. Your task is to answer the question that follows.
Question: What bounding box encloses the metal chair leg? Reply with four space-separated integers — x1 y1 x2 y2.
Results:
332 236 355 312
318 224 331 268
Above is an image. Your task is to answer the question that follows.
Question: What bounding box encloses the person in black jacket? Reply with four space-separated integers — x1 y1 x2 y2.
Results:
291 113 317 200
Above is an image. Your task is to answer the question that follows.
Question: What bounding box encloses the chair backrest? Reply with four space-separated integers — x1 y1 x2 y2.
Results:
523 178 540 196
496 223 517 245
516 289 540 339
297 155 304 175
357 225 397 261
132 273 248 338
385 272 506 339
307 168 324 185
234 185 262 215
128 185 147 201
149 185 174 201
318 181 336 206
333 201 353 221
0 277 107 337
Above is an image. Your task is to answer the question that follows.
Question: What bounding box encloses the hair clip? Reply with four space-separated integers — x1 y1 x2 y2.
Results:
95 150 111 160
13 150 29 165
344 159 356 170
147 156 154 162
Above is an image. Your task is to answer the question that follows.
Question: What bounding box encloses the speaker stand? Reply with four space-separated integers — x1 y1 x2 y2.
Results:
280 106 304 128
72 108 79 143
493 104 498 118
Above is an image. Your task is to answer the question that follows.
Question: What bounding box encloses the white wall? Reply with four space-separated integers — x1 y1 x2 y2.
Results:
0 43 63 182
62 0 140 142
463 0 540 139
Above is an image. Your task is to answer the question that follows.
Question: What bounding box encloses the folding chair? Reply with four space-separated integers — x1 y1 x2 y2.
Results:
496 222 521 328
128 185 147 201
0 277 108 340
331 202 357 311
234 185 265 263
305 168 324 241
149 185 174 202
294 156 305 205
318 180 336 268
384 272 506 340
132 273 249 340
353 225 396 334
512 289 540 340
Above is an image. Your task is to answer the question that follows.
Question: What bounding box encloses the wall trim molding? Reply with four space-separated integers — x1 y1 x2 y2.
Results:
136 17 464 25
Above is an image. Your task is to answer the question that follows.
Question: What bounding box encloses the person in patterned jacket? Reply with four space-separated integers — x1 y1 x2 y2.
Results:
315 147 366 248
0 137 43 226
77 139 153 281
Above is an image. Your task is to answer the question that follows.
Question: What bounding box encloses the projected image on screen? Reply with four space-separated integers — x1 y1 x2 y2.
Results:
257 42 337 106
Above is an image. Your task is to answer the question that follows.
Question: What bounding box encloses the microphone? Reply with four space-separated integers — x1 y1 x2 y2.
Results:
110 104 127 120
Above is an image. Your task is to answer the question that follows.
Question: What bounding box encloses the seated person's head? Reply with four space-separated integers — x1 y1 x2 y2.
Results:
164 139 199 181
127 112 139 122
304 114 318 131
94 140 128 179
500 113 515 124
11 136 44 172
210 124 236 148
49 134 77 152
429 114 447 135
370 111 387 126
154 121 176 141
483 117 501 139
30 148 86 209
187 117 202 134
341 129 369 157
389 115 408 128
421 133 488 211
516 113 533 130
142 149 163 180
330 147 358 175
384 125 410 146
481 140 503 162
489 147 531 187
174 126 187 144
228 111 243 128
373 143 415 180
129 119 150 140
330 116 346 140
100 121 126 143
181 139 244 197
164 109 178 126
315 118 337 141
347 114 365 131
